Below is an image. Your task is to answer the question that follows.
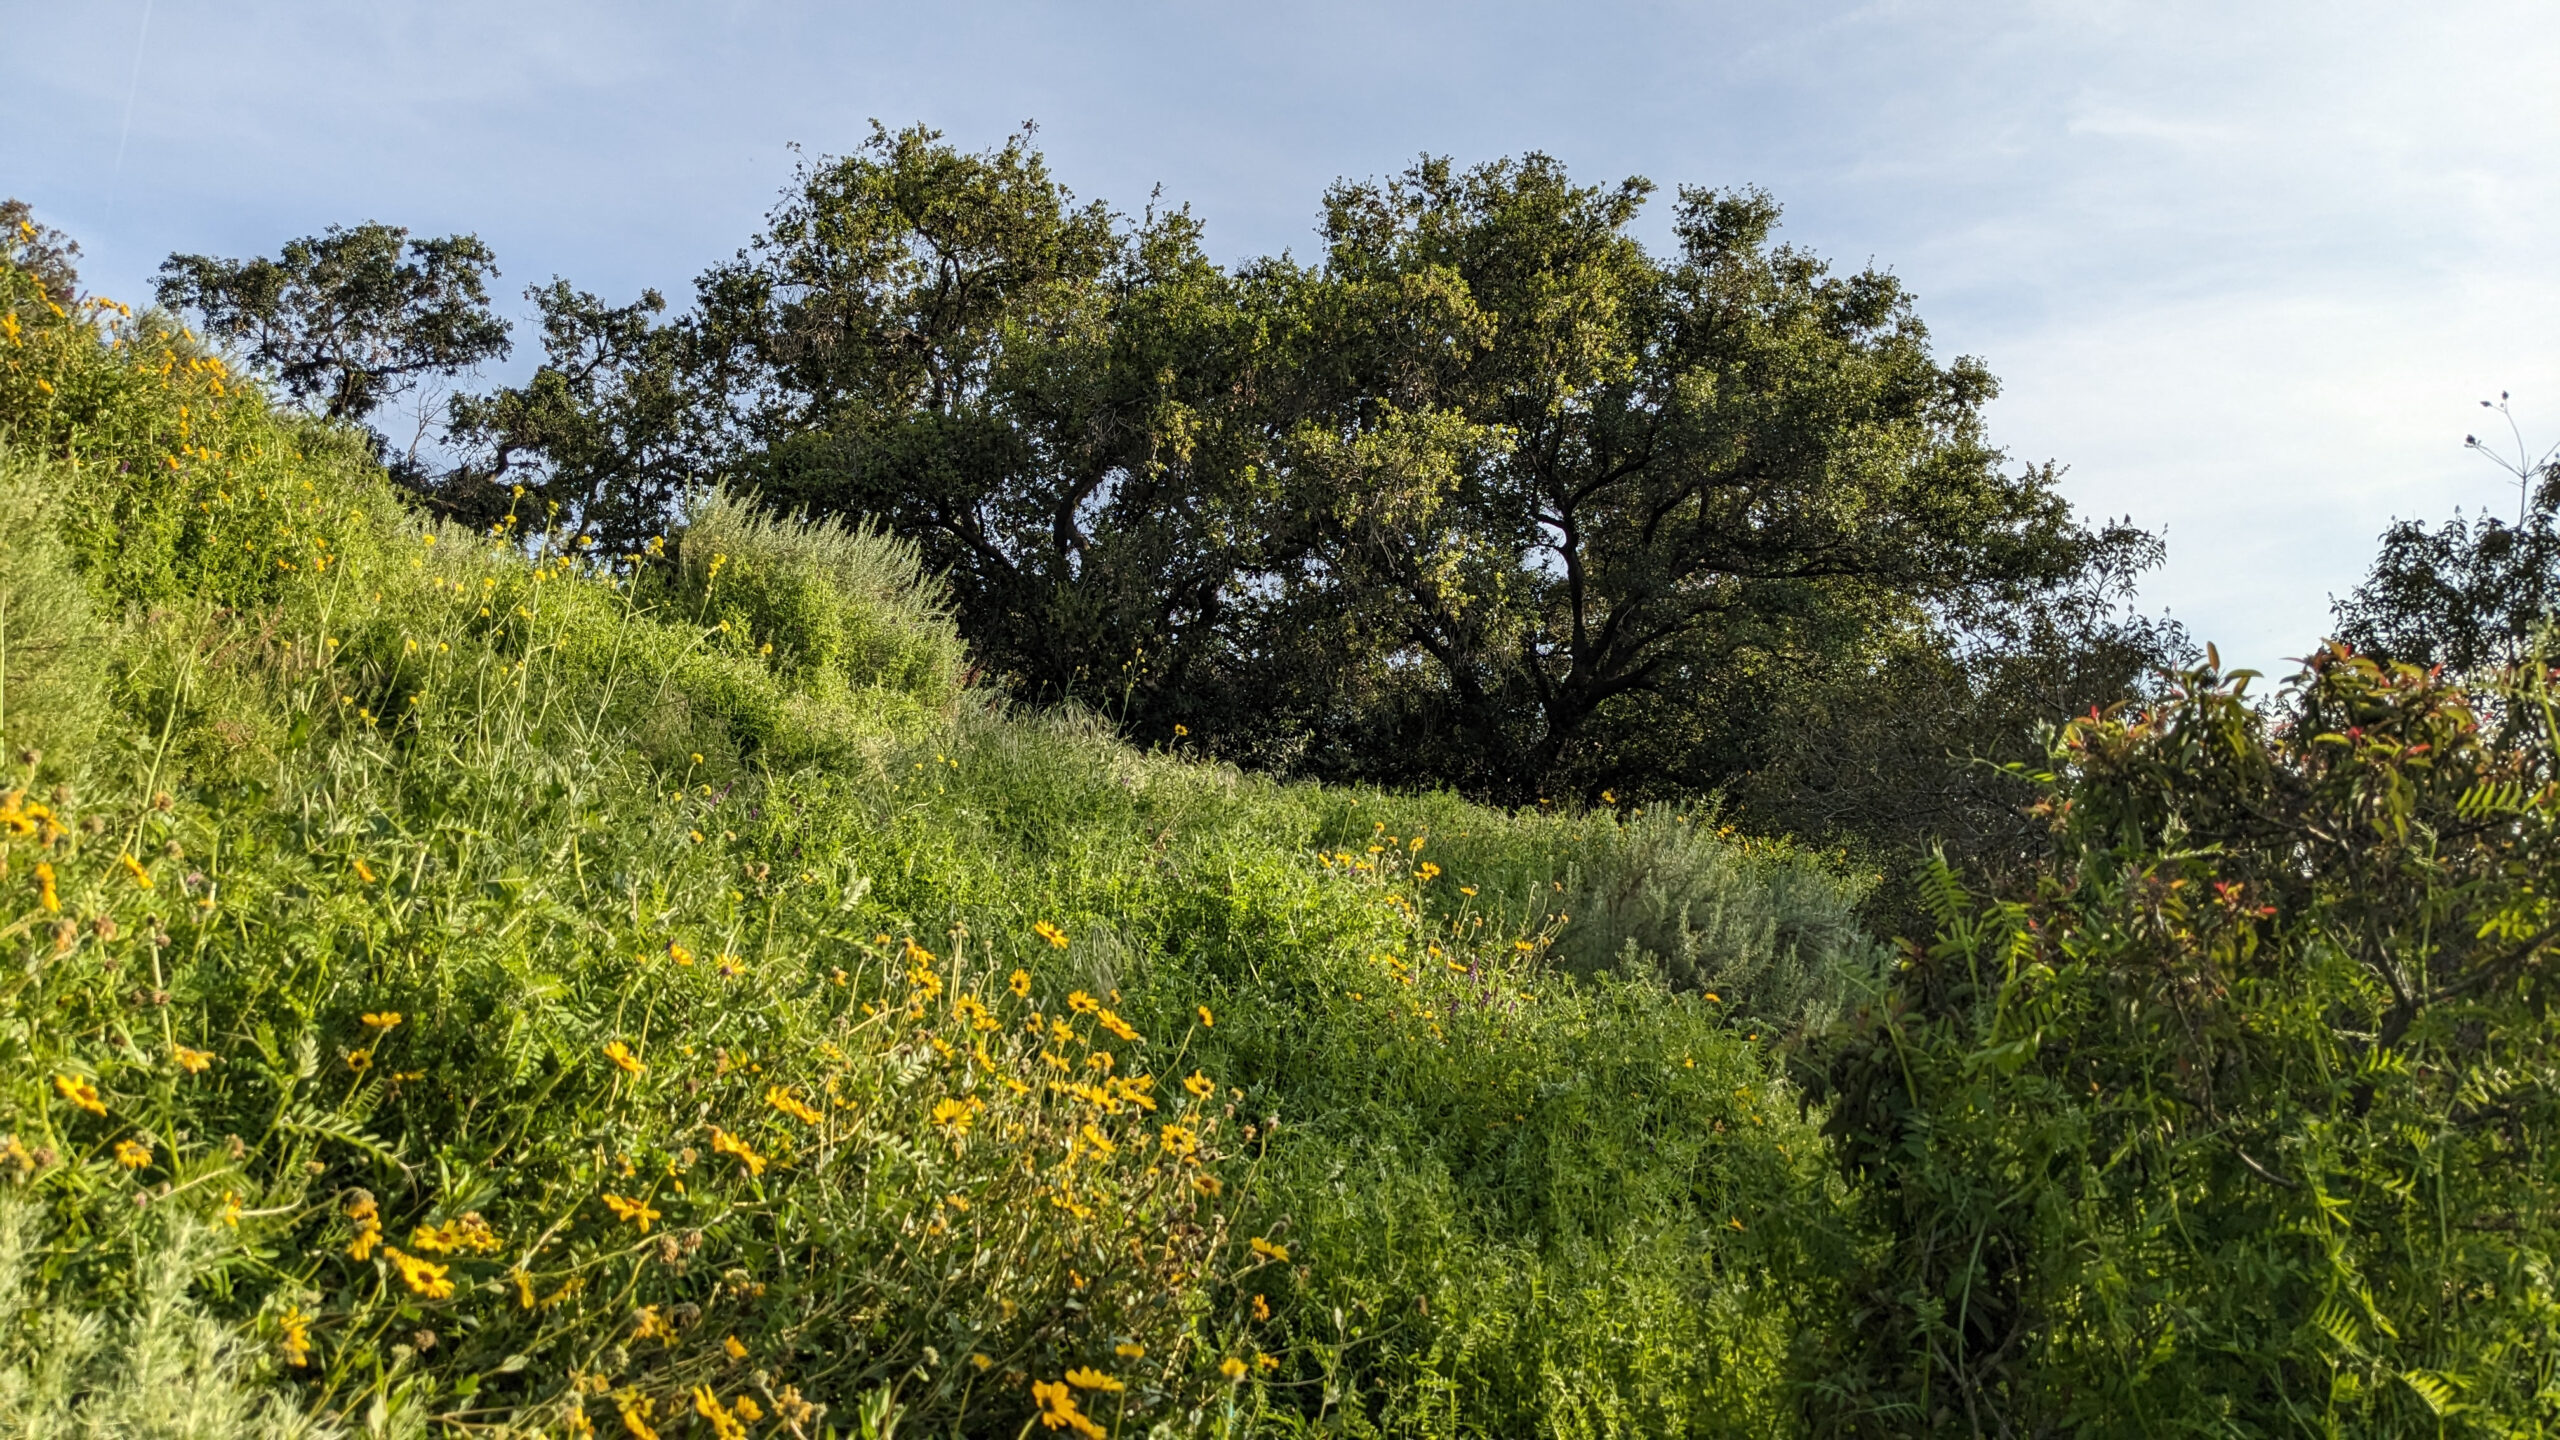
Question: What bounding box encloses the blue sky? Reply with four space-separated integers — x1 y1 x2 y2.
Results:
12 0 2557 676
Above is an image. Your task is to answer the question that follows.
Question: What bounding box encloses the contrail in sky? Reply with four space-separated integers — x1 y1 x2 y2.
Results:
109 0 155 213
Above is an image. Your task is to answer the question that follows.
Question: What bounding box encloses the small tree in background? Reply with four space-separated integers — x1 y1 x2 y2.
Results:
2337 394 2560 674
431 280 709 552
155 222 510 440
1 198 81 306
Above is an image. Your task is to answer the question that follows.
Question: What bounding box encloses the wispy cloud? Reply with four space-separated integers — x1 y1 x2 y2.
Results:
7 0 2554 673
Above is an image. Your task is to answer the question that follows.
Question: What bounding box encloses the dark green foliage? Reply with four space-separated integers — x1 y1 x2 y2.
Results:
1807 650 2560 1434
431 280 709 552
155 223 510 428
695 131 2166 828
2336 398 2560 674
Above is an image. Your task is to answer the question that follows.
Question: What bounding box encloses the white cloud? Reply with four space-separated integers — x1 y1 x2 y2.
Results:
7 0 2556 678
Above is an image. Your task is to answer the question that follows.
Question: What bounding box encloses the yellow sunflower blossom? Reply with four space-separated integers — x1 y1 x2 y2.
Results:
691 1387 747 1440
278 1305 314 1367
708 1126 768 1176
1031 1379 1104 1437
384 1246 455 1299
1250 1236 1291 1263
1197 1005 1214 1028
1065 1366 1123 1392
723 1334 748 1360
52 1074 105 1116
1096 1008 1141 1043
1220 1356 1248 1382
1158 1123 1199 1158
34 862 59 914
409 1212 502 1254
171 1045 215 1073
361 1011 402 1031
1192 1173 1224 1197
1033 920 1070 949
765 1085 821 1125
615 1390 658 1439
1067 990 1100 1014
604 1039 645 1075
119 852 154 888
346 1191 383 1260
1009 968 1033 997
930 1096 982 1136
113 1138 152 1170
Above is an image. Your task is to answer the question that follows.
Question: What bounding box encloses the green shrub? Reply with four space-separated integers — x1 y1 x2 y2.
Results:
0 1202 336 1439
1807 652 2560 1435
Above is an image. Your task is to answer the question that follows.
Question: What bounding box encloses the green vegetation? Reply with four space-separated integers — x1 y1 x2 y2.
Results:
11 125 2560 1435
0 247 1859 1435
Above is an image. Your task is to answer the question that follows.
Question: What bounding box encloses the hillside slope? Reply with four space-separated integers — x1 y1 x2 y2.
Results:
0 263 1873 1435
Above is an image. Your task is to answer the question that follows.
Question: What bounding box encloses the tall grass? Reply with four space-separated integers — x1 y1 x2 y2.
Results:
0 257 1869 1436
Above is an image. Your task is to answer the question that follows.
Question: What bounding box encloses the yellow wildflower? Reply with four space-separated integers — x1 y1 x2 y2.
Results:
1192 1173 1224 1197
1031 1379 1104 1437
114 1138 152 1170
1115 1342 1146 1359
930 1096 982 1136
119 852 154 888
346 1049 373 1073
1253 1293 1272 1320
723 1334 748 1360
1033 920 1070 949
1258 1351 1280 1371
691 1387 747 1440
35 862 58 913
765 1085 821 1125
278 1305 313 1367
53 1073 105 1116
410 1212 502 1254
353 858 378 884
1065 1366 1124 1392
361 1011 402 1031
604 1039 645 1075
346 1191 383 1260
708 1126 767 1176
219 1190 242 1227
1184 1070 1215 1098
385 1246 455 1299
1197 1005 1214 1028
1009 968 1033 997
172 1045 215 1073
1096 1008 1141 1043
1067 990 1100 1014
1220 1356 1248 1382
1078 1123 1118 1158
1250 1236 1290 1263
616 1390 658 1439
